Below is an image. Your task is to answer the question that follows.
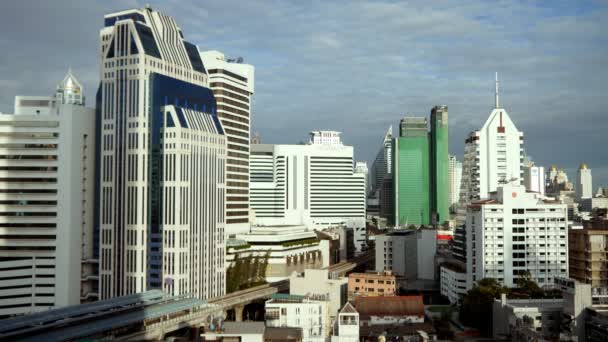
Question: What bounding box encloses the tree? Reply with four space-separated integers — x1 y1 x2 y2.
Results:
459 278 509 337
516 271 543 298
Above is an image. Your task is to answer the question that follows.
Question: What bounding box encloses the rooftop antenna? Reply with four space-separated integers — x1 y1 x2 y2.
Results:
495 72 500 109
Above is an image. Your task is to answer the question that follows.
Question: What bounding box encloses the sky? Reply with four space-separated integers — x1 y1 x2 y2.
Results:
1 0 607 187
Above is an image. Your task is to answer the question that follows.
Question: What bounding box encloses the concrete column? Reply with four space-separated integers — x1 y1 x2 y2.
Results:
234 305 245 322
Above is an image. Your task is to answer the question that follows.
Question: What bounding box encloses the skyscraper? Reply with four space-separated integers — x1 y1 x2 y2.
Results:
459 74 524 205
393 117 430 226
430 105 449 224
576 164 592 200
200 51 254 236
98 6 226 300
369 126 393 197
0 73 96 317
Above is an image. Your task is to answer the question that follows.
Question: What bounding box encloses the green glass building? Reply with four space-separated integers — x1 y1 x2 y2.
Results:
430 106 449 224
393 117 430 226
392 107 449 227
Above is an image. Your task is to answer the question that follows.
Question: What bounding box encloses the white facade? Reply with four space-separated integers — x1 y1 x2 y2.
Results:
465 183 569 289
227 225 329 282
0 74 96 317
375 229 437 280
250 134 367 253
523 164 546 195
448 155 462 211
98 7 225 300
265 294 330 342
200 50 254 236
331 302 359 342
440 264 467 304
576 164 592 200
309 131 342 145
460 76 524 205
290 269 348 320
354 161 369 197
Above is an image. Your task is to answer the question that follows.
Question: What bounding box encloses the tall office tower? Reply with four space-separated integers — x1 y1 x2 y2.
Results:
393 117 430 226
98 7 226 300
523 163 546 195
369 126 392 197
249 131 367 252
430 106 449 224
459 74 524 205
0 73 96 317
465 183 568 289
448 155 462 213
200 51 254 236
576 164 593 200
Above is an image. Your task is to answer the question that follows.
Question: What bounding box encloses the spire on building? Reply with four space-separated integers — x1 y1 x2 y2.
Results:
495 72 500 109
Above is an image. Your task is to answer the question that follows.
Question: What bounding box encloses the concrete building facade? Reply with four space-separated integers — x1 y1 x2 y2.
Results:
347 271 396 300
375 229 437 280
98 7 226 300
465 183 569 289
249 132 366 252
523 164 546 195
569 218 608 288
0 73 96 317
576 164 593 201
200 50 254 236
290 269 347 320
448 155 462 213
265 293 330 342
227 225 329 282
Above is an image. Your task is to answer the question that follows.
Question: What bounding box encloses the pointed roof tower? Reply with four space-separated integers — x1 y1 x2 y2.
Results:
56 69 85 105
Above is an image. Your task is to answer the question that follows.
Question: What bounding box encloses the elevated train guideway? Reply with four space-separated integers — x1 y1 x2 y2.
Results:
0 290 223 341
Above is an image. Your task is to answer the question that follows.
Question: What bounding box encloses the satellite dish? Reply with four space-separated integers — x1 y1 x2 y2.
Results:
237 57 244 63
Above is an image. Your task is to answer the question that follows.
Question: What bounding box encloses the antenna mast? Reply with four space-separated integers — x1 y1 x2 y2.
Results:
495 72 500 109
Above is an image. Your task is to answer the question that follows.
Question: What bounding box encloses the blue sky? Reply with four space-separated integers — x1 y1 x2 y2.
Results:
1 0 606 187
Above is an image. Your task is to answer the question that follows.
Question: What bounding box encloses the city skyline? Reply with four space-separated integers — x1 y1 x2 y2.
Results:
1 0 607 187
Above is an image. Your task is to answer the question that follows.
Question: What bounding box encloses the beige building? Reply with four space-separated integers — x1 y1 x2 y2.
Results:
569 218 608 287
347 271 396 300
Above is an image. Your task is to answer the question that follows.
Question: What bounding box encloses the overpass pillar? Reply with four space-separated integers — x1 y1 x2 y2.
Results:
235 304 245 322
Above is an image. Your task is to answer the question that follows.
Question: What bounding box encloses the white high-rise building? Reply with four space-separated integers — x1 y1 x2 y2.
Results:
354 161 369 199
0 73 96 317
200 51 254 236
460 74 524 205
465 183 568 289
369 126 392 197
576 164 592 200
250 131 367 252
448 155 462 212
523 163 546 195
98 6 226 300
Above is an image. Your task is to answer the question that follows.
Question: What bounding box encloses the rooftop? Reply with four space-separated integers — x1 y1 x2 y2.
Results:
354 296 425 318
264 327 303 340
